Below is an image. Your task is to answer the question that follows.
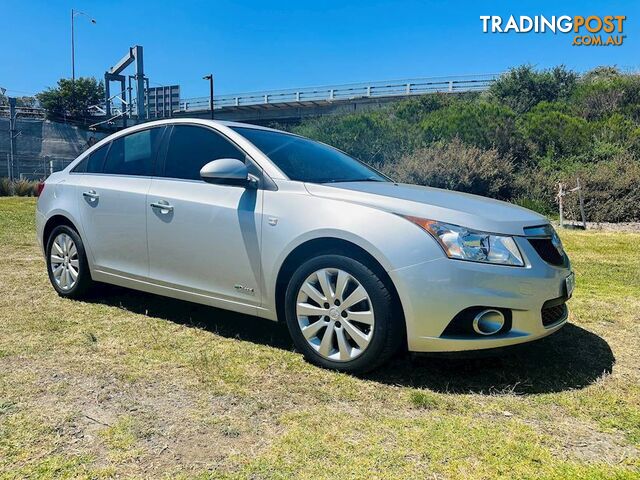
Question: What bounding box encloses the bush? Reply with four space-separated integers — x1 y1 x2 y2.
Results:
489 65 578 114
14 180 38 196
419 100 526 162
512 168 561 216
571 68 640 121
519 102 591 161
393 93 453 124
0 178 11 196
0 178 39 197
292 111 416 167
383 138 515 199
562 155 640 222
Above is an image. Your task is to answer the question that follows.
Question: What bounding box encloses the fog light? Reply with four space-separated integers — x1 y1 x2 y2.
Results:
472 309 505 335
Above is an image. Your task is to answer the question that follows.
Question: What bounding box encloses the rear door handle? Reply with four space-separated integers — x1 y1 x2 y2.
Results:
82 190 99 200
150 200 174 213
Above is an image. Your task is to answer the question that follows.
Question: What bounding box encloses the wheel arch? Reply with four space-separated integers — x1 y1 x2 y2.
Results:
43 214 81 246
274 237 406 338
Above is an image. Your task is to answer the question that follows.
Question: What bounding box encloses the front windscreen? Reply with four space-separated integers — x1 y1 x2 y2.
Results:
231 127 388 184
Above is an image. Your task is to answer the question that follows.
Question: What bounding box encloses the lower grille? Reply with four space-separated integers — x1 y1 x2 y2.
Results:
541 302 567 327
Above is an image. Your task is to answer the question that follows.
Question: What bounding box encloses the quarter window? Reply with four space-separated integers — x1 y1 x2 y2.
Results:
163 125 245 180
72 143 109 173
102 128 163 176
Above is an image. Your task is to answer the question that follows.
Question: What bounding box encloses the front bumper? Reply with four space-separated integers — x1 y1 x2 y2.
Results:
389 236 572 353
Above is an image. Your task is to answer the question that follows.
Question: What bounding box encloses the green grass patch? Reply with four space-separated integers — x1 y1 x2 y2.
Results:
0 198 638 478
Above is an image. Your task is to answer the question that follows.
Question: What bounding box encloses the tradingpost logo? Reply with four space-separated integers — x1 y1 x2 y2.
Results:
480 15 626 46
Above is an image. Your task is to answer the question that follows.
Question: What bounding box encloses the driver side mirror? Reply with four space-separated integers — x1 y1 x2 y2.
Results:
200 158 258 188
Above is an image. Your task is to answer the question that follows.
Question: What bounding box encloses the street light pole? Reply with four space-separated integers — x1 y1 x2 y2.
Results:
203 74 214 120
71 10 75 82
71 9 97 82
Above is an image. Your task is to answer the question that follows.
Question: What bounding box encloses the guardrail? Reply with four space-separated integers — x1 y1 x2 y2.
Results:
179 73 500 112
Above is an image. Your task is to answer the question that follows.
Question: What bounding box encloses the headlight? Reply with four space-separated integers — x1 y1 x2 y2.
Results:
405 217 525 267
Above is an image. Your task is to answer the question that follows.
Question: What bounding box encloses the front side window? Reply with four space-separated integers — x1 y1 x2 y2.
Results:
162 125 245 180
102 127 163 176
230 127 388 184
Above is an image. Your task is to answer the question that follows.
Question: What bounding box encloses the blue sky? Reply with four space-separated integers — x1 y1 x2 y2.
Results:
1 0 637 99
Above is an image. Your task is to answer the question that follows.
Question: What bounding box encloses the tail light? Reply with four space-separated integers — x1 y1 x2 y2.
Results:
36 181 45 197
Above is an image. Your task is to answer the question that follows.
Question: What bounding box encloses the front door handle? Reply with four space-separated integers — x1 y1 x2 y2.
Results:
82 190 99 201
150 200 174 213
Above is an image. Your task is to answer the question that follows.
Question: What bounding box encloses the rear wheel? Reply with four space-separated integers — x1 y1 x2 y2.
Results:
284 254 403 373
46 225 93 298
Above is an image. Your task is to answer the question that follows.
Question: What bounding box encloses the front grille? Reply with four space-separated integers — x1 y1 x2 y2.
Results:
528 238 565 266
541 302 567 327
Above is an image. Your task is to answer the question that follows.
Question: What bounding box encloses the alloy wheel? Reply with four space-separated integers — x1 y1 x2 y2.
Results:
50 233 79 291
296 268 375 361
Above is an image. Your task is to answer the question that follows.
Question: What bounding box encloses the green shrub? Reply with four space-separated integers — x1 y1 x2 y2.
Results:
519 102 591 161
511 196 556 217
489 65 578 114
383 138 514 200
0 178 11 196
562 155 640 222
0 179 39 197
292 111 416 167
393 93 453 124
571 68 640 120
419 100 527 162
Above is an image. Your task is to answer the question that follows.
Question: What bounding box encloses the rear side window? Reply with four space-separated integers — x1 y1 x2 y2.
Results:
162 125 244 180
72 143 109 173
102 127 163 176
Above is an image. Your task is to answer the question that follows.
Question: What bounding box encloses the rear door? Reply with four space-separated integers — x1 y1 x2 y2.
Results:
74 127 164 278
146 124 264 308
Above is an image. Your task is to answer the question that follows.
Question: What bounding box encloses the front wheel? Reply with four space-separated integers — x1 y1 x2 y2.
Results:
284 254 403 373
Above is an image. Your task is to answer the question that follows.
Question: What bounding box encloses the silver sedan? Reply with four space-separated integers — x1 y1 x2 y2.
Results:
36 119 574 372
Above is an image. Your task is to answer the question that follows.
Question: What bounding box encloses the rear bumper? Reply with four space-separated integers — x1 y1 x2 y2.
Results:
389 237 572 353
35 209 45 254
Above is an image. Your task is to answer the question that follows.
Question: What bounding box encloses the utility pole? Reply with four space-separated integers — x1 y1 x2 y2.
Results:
8 97 17 183
203 74 214 120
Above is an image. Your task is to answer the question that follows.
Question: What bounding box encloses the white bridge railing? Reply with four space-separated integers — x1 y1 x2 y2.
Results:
179 73 500 112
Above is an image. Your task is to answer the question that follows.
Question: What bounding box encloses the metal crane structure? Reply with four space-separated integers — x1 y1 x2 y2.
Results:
99 45 147 128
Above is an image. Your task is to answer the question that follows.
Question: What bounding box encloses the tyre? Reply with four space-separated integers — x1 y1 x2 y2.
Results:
284 254 403 373
46 225 93 298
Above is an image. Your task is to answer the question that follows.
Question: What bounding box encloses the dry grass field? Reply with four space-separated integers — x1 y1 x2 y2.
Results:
1 197 639 479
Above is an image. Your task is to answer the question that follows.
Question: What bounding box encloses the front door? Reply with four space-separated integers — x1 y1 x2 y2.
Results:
146 125 264 307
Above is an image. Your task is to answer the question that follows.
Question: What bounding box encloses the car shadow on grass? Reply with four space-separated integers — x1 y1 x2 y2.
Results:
86 285 614 395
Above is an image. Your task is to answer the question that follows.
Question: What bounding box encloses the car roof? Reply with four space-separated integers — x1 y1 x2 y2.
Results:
110 118 283 136
69 118 290 180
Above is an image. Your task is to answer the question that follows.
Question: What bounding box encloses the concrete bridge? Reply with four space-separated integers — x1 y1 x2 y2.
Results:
171 74 499 124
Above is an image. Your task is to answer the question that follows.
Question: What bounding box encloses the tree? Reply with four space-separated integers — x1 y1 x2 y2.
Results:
36 77 104 119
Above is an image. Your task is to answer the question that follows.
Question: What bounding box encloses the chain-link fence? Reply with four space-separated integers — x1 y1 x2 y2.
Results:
0 154 76 180
1 117 104 181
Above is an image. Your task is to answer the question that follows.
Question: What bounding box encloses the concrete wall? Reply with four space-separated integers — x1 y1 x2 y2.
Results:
0 118 105 178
